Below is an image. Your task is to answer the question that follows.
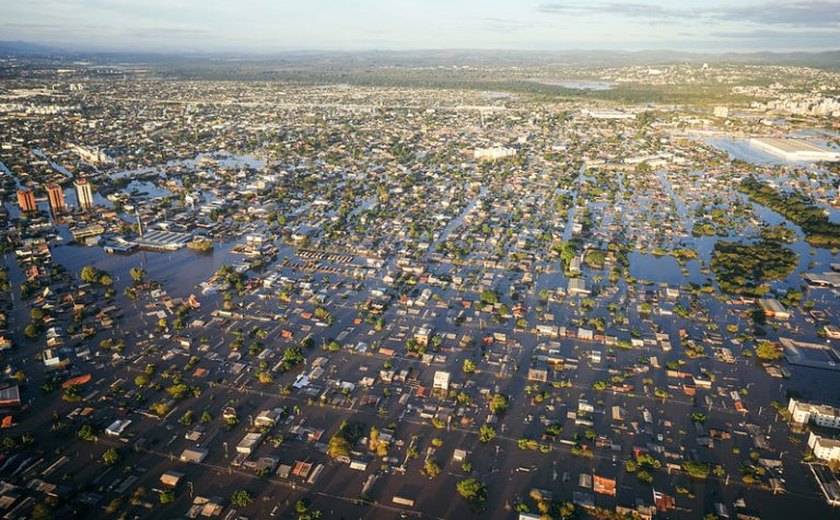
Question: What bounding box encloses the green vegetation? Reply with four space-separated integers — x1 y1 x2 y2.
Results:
755 340 783 361
683 460 711 479
101 447 121 466
423 458 442 478
456 477 487 509
711 241 797 295
231 489 253 508
489 393 509 414
738 177 840 247
479 289 499 305
327 420 364 459
478 424 496 443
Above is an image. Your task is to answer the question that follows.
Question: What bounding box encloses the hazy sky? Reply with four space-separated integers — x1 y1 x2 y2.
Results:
3 0 839 52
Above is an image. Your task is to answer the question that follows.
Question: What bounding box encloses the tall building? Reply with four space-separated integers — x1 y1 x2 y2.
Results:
17 189 37 213
46 184 66 214
74 178 94 210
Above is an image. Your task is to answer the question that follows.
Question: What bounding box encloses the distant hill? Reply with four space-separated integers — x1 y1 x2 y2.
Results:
0 42 838 70
0 40 60 55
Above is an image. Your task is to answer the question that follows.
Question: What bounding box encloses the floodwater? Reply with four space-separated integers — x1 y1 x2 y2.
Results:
532 79 615 90
628 253 705 285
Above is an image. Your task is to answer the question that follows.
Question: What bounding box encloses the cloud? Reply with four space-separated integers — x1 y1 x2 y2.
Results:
538 2 683 19
712 2 840 27
476 17 539 33
538 1 840 27
711 28 840 39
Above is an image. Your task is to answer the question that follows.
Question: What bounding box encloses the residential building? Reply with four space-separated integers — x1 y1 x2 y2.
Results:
789 399 840 429
17 189 36 212
808 432 840 463
74 178 94 210
46 184 66 214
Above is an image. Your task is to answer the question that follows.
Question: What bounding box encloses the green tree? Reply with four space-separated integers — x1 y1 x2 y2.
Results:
755 341 783 361
478 424 496 443
489 393 509 414
80 265 99 283
456 478 487 508
231 489 253 508
462 359 476 374
423 459 442 478
78 424 97 441
102 447 121 466
129 267 146 283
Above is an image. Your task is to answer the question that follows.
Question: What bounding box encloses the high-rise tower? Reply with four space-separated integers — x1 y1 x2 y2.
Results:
74 178 94 210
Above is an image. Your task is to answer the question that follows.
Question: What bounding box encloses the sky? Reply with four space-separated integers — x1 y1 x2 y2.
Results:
2 0 839 53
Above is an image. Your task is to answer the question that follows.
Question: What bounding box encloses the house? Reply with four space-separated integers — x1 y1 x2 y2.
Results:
0 386 21 408
180 448 208 463
105 419 131 437
568 278 590 295
160 470 184 487
528 362 549 383
255 409 283 428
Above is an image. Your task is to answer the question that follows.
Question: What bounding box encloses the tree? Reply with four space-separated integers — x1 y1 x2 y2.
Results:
78 424 97 441
462 359 476 374
489 393 509 414
167 383 190 400
134 374 150 387
30 503 54 520
478 424 496 443
102 447 120 466
200 411 213 424
129 267 146 283
160 488 175 504
683 460 710 479
755 341 783 361
231 489 253 508
24 323 39 338
456 478 487 508
423 459 442 478
479 289 499 305
80 265 99 283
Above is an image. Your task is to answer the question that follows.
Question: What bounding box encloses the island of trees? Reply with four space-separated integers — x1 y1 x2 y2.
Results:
738 176 840 248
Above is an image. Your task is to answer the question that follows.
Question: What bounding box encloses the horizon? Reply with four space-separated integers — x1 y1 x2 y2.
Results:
2 1 839 54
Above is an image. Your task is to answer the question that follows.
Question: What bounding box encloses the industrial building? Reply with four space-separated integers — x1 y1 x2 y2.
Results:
749 138 840 162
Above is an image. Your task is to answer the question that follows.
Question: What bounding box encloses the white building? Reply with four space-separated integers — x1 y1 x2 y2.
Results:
749 138 840 162
433 370 450 391
789 399 840 429
74 178 95 210
808 432 840 463
474 147 516 161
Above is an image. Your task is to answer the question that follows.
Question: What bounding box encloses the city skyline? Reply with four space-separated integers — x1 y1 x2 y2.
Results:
2 0 839 53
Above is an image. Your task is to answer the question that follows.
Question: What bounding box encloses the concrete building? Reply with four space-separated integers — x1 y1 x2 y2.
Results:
74 178 94 210
17 189 36 212
749 138 840 162
789 399 840 429
808 432 840 463
433 370 450 391
759 298 790 320
474 146 516 161
46 184 66 214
